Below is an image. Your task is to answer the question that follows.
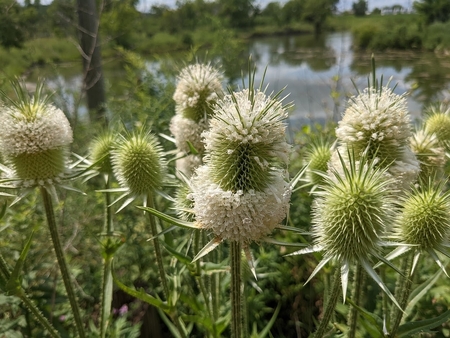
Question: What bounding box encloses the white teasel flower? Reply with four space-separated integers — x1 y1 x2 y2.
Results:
191 165 291 243
336 86 411 165
335 86 419 191
0 81 73 189
172 63 224 122
169 114 207 154
185 84 293 273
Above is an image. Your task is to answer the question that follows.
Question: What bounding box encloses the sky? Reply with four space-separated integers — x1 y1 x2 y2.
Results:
137 0 413 13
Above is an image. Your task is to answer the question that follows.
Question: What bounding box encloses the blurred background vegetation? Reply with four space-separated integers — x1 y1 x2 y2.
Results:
1 0 450 337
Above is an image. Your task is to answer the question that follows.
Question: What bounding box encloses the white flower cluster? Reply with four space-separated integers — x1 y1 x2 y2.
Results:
0 104 73 156
170 63 224 176
172 63 223 113
191 166 291 243
169 114 207 153
204 89 290 165
333 86 419 190
336 87 411 147
190 87 292 243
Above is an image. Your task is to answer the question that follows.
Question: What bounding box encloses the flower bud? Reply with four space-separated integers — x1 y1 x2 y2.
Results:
89 131 116 175
313 152 394 262
394 184 450 250
112 130 165 195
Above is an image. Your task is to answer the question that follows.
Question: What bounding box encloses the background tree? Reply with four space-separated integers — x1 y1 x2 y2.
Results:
0 0 27 48
352 0 368 16
414 0 450 24
281 0 303 24
218 0 255 29
302 0 338 35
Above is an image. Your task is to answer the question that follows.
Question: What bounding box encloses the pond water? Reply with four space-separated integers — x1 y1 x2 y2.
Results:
242 32 450 132
34 32 450 133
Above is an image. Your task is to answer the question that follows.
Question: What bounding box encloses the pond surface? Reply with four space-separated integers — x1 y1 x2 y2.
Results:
242 32 450 131
33 32 450 133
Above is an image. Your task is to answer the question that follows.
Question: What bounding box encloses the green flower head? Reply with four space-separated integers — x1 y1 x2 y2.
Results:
0 81 73 187
89 131 117 175
203 88 290 193
395 183 450 251
305 138 332 186
112 129 165 196
424 103 450 147
313 150 394 262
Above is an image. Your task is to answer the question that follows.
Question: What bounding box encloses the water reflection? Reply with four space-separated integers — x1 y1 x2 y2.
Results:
28 32 450 132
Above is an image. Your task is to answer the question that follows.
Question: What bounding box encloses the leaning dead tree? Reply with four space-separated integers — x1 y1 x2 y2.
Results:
77 0 107 124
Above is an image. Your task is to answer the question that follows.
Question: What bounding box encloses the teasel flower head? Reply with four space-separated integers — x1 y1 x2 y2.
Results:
190 80 292 244
388 182 450 276
172 63 224 122
304 137 333 186
111 128 166 207
336 86 411 166
410 129 445 183
169 114 207 154
89 130 117 176
174 179 196 222
289 150 401 306
175 153 202 178
424 103 450 148
203 88 290 193
191 165 291 243
0 80 73 188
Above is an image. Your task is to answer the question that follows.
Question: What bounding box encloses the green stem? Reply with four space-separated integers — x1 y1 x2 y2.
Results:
194 231 216 337
40 187 86 338
313 268 341 338
230 241 242 338
390 252 414 336
147 196 186 338
100 179 114 338
147 197 170 298
0 244 61 338
347 263 365 338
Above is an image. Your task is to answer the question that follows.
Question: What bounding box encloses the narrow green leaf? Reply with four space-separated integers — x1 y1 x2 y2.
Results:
397 309 450 337
192 237 223 262
6 230 34 295
137 206 198 230
160 240 192 265
258 302 281 338
100 259 114 338
186 141 199 155
405 268 444 317
112 266 170 311
346 298 384 338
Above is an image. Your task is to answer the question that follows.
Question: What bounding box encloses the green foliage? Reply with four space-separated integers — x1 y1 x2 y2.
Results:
352 0 368 16
414 0 450 25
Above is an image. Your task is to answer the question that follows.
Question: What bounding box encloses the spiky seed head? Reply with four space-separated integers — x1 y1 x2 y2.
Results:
410 129 445 182
313 152 394 262
394 184 450 250
173 63 224 122
424 104 450 147
0 81 73 186
191 165 291 243
203 88 290 193
305 139 332 185
112 130 165 195
336 86 411 166
89 131 116 175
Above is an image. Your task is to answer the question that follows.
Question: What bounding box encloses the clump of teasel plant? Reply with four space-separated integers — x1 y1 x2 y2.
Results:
423 103 450 148
187 73 292 338
0 79 85 337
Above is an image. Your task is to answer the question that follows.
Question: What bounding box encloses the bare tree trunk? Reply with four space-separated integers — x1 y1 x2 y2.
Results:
77 0 107 125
